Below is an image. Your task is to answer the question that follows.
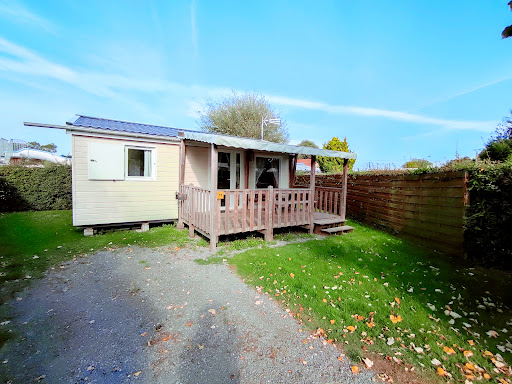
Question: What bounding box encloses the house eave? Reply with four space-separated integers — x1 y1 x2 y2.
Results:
23 122 181 143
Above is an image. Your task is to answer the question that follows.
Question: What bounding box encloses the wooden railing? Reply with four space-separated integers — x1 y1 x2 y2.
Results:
179 185 212 235
315 186 346 218
179 185 313 238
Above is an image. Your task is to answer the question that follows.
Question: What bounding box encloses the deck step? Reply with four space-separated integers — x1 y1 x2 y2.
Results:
313 218 346 226
321 225 354 234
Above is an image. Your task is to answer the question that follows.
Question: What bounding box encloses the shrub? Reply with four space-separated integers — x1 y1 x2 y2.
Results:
0 164 72 212
464 161 512 268
479 139 512 162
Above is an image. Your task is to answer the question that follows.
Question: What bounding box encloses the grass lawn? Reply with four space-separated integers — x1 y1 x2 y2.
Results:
224 220 512 383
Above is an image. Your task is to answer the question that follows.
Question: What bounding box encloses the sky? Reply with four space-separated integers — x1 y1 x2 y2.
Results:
0 1 511 170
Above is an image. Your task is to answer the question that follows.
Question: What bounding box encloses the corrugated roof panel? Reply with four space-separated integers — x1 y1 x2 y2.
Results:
180 131 357 159
70 115 194 137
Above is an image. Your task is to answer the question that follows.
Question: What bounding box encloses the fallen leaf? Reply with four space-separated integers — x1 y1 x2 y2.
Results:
390 315 403 323
463 350 474 358
290 273 295 278
346 326 356 332
351 366 359 374
431 358 442 366
330 319 336 324
186 322 192 327
366 321 375 328
443 346 456 355
363 358 374 368
486 330 499 338
322 299 327 303
134 371 142 377
468 340 475 346
437 367 446 376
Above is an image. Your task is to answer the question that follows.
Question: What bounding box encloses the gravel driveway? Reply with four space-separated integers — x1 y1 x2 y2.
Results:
1 244 376 383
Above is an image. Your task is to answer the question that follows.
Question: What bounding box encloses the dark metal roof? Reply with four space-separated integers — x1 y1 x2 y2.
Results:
69 115 198 137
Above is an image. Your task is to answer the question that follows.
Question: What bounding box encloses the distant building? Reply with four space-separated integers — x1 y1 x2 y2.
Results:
0 138 70 165
296 158 321 173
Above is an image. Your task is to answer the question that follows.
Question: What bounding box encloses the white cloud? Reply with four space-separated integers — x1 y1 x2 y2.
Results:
267 95 496 132
0 0 55 32
0 37 496 133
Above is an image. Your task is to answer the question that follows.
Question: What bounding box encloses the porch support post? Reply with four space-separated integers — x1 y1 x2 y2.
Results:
245 150 253 189
177 139 186 229
209 143 218 251
309 155 316 234
265 186 274 241
340 158 349 221
289 154 297 188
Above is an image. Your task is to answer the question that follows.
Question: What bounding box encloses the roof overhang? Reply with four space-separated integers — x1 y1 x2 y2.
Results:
23 122 181 143
180 131 357 160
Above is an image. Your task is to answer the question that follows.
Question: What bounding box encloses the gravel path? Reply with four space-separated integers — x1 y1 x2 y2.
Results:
1 244 376 384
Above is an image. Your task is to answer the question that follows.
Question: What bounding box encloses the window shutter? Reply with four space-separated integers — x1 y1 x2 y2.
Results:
88 142 124 180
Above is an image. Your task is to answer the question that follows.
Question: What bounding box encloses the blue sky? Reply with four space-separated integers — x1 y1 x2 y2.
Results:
1 1 511 169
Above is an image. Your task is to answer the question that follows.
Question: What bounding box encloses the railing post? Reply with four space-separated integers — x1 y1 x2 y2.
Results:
177 139 186 229
309 188 315 234
210 144 218 251
265 186 274 241
309 156 317 234
188 185 195 237
340 158 349 221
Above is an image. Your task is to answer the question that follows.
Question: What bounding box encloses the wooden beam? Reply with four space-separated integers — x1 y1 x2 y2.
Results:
209 143 218 251
289 154 297 188
245 150 253 189
309 155 316 234
177 139 186 229
340 158 349 220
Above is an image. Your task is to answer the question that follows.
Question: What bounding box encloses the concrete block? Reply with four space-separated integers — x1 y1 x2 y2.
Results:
84 227 94 236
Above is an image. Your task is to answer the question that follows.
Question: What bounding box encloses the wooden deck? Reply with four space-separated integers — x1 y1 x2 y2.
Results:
178 184 349 248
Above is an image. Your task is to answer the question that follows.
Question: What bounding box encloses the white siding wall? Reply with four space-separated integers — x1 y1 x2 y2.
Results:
184 144 210 189
72 134 179 226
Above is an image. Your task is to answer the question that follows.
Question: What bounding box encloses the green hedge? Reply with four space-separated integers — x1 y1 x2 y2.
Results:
465 163 512 269
0 164 72 212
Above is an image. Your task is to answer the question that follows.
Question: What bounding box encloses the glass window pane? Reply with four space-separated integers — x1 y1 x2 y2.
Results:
217 152 231 189
255 157 279 188
128 149 145 176
144 150 151 177
236 153 241 189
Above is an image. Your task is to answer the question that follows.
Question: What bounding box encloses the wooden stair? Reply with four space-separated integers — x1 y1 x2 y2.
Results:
321 225 354 235
312 214 353 235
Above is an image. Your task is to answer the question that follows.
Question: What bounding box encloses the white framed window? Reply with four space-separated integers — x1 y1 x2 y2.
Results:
255 156 280 188
125 146 156 180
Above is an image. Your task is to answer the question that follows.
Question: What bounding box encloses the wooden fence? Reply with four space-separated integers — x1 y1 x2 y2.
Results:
296 171 469 257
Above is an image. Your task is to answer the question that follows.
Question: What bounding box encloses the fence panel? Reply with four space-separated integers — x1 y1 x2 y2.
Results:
296 172 468 257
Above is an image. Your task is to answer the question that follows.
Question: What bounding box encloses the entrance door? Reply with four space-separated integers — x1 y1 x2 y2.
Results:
217 151 244 208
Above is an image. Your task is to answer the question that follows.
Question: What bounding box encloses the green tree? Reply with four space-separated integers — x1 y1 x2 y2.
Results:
317 137 355 173
297 140 318 159
495 110 512 140
40 143 57 153
402 159 433 169
479 111 512 162
198 92 288 143
502 1 512 38
25 142 57 153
